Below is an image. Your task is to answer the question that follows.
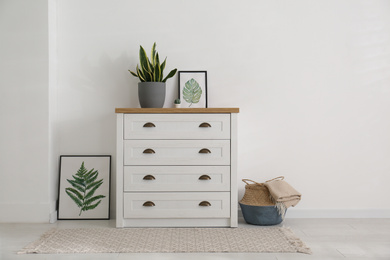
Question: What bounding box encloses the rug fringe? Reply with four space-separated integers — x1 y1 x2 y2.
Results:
18 228 58 254
280 227 312 254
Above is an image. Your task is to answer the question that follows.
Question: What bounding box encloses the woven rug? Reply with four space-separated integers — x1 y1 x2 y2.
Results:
19 227 311 254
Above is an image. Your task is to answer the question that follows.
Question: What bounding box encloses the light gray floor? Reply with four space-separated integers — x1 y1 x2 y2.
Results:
1 218 389 260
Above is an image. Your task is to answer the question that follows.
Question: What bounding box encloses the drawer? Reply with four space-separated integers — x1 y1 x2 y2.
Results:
123 192 230 218
123 166 230 191
124 140 230 166
123 114 230 140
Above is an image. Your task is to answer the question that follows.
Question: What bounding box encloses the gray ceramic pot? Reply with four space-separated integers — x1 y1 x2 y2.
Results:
138 82 166 108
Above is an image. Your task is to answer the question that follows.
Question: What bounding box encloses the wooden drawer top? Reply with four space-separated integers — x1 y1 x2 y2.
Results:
115 108 239 113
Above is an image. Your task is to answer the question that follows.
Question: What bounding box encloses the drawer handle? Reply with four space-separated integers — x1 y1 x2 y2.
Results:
199 148 211 154
143 122 156 128
143 175 156 180
199 201 211 207
199 122 211 128
143 201 155 207
199 175 211 180
143 148 155 154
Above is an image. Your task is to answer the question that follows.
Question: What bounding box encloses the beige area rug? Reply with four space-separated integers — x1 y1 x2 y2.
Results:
19 227 311 254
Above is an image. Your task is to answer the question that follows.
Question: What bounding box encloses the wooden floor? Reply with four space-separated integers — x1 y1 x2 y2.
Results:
1 218 389 259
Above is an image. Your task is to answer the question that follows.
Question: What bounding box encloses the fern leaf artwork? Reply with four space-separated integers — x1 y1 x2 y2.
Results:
65 162 105 216
183 78 202 107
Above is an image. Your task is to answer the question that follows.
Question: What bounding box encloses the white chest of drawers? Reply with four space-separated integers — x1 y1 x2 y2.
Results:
116 108 239 227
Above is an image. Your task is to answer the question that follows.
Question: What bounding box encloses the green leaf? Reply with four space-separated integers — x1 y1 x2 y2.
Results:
66 190 83 207
86 172 98 185
162 68 177 82
67 179 85 193
139 45 151 74
129 70 138 77
86 179 103 190
144 70 153 82
160 58 166 72
155 53 160 67
183 78 202 107
85 168 96 179
84 195 105 206
85 169 98 181
136 65 146 82
65 187 83 200
151 42 156 66
154 63 161 82
85 181 103 200
71 175 84 184
76 162 87 176
65 162 106 216
82 200 102 211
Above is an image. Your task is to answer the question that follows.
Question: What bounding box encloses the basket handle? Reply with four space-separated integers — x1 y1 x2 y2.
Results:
242 179 263 185
265 176 285 183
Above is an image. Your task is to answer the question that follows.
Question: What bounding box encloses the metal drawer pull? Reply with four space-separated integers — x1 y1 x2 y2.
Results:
143 122 156 127
143 201 155 207
143 175 156 180
199 148 211 154
143 148 155 154
199 122 211 128
199 175 211 180
199 201 211 207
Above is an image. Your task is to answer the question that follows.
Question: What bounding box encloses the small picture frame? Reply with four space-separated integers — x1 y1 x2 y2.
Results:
58 155 111 220
178 71 208 108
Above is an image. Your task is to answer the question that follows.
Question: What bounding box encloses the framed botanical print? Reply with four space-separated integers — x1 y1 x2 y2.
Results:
178 71 208 108
58 155 111 220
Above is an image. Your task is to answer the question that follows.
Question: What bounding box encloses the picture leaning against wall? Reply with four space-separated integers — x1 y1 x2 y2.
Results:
58 155 111 220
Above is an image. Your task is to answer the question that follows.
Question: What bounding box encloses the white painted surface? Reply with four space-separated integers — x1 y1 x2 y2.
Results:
117 112 238 227
1 0 390 222
124 114 230 140
116 114 124 227
123 192 230 219
55 0 390 217
230 113 238 227
0 0 51 222
124 140 231 166
48 0 59 223
123 166 231 191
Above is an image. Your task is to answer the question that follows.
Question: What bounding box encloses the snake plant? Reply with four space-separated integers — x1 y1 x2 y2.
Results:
129 42 177 82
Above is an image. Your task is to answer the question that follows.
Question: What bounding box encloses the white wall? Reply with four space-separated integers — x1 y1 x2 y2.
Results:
1 0 389 222
57 0 390 218
48 0 59 223
0 0 52 222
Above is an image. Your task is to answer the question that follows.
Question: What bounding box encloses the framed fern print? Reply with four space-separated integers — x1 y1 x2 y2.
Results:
178 71 207 108
58 155 111 220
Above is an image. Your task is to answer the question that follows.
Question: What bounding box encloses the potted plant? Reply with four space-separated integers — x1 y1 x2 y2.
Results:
129 43 177 108
174 98 181 108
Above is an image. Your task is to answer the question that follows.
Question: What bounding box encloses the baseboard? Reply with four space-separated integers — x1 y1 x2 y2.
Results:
238 208 390 218
49 210 57 223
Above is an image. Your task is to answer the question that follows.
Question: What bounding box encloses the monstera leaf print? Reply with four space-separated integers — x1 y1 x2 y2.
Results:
65 162 105 216
183 78 202 107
